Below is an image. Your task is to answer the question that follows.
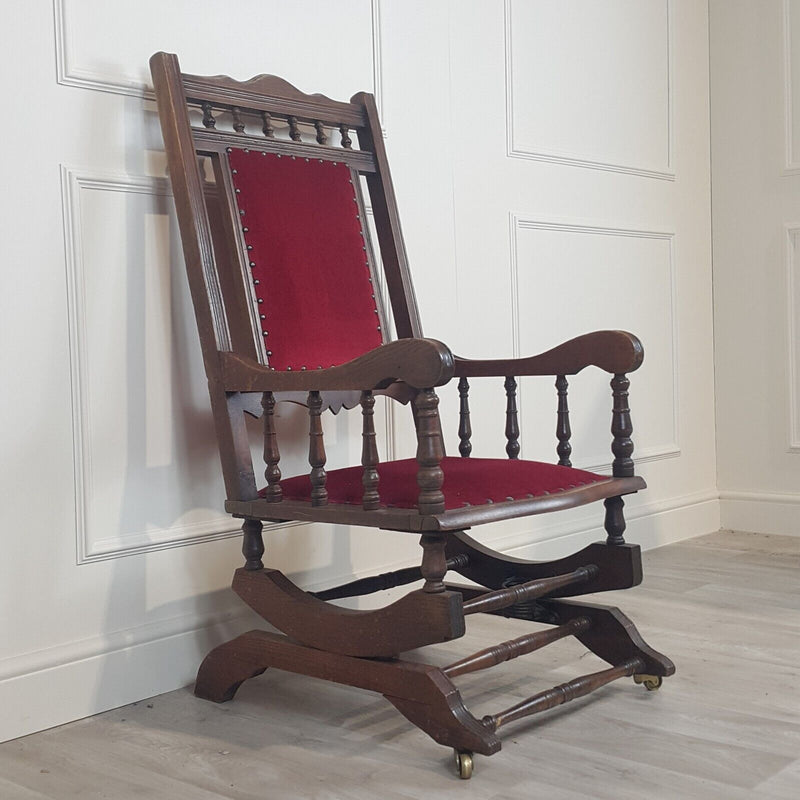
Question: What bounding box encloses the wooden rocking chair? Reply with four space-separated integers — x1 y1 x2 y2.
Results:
150 52 674 779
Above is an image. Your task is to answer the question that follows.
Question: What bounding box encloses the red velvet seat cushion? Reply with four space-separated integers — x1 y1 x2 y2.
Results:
265 457 607 510
228 148 382 371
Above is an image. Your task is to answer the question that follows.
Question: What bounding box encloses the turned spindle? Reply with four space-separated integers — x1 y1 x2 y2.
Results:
458 377 472 458
555 374 572 467
414 389 445 515
360 390 380 510
242 518 264 571
504 376 520 459
339 124 352 148
308 390 328 506
419 534 448 593
314 121 328 144
604 495 626 546
201 102 216 128
610 373 634 477
262 392 282 503
288 115 302 142
231 106 245 133
261 111 274 138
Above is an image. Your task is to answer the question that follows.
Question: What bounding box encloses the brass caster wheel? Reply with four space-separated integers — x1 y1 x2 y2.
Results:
633 673 663 691
453 749 474 780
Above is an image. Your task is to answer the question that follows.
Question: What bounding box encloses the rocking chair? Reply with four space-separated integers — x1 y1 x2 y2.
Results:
150 52 674 779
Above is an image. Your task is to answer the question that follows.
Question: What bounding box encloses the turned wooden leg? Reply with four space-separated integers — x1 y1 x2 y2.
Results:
242 518 264 570
604 495 626 546
420 533 448 593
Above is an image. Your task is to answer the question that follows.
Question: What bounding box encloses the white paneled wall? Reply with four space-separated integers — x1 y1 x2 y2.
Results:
712 0 800 533
0 0 717 742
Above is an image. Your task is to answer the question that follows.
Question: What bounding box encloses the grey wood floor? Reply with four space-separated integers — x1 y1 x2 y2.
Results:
1 530 798 799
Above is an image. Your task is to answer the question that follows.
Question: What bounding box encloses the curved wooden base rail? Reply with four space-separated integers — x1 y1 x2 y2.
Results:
232 567 464 658
444 531 642 595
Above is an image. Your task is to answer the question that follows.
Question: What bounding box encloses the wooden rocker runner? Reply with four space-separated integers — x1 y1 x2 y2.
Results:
150 52 674 780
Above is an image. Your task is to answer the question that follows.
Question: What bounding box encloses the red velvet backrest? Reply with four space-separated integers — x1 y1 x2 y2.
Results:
228 148 383 371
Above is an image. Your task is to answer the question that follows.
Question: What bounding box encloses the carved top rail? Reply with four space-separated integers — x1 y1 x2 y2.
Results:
181 72 367 127
177 69 373 169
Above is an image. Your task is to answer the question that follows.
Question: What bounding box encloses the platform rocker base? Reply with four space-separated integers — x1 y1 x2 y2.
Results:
194 533 674 779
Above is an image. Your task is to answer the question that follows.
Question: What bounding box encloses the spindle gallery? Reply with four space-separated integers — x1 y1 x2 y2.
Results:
150 51 673 780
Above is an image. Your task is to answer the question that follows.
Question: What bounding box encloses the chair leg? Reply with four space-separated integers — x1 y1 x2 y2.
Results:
604 495 627 545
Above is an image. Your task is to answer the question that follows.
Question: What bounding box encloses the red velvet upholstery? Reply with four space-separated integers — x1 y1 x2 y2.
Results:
228 149 382 371
265 457 607 510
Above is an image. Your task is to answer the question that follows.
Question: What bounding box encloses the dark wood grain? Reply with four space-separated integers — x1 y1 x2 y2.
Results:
312 554 468 601
414 389 446 515
454 330 644 378
151 52 671 778
555 374 572 466
225 475 646 533
241 518 264 571
231 106 245 133
461 567 597 615
419 534 448 593
482 658 643 731
352 91 422 339
261 391 282 503
604 495 627 546
307 391 328 506
611 373 635 477
541 598 676 678
444 532 643 595
442 617 590 678
219 338 454 392
504 376 520 459
360 390 380 509
260 110 274 137
232 568 464 658
457 376 472 457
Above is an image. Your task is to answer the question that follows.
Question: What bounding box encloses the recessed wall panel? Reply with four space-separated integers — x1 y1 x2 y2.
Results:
506 0 672 177
63 171 238 560
512 219 678 470
56 0 374 99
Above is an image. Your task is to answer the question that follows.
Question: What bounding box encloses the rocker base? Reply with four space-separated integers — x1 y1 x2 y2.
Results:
194 537 674 777
195 629 501 755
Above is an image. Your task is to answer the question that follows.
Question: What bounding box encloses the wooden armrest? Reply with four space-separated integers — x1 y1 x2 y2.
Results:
219 337 455 392
453 331 643 378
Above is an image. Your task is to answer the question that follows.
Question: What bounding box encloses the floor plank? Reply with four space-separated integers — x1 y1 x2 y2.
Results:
0 530 798 798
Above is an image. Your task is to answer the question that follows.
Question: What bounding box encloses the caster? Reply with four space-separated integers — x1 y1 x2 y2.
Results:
453 749 474 780
633 673 663 691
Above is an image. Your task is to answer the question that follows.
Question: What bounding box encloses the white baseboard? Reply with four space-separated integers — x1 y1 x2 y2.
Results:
720 490 800 536
491 489 721 560
0 489 721 744
0 607 258 744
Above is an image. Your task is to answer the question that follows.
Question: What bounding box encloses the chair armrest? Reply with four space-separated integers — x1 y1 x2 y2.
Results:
219 337 455 392
453 331 643 378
